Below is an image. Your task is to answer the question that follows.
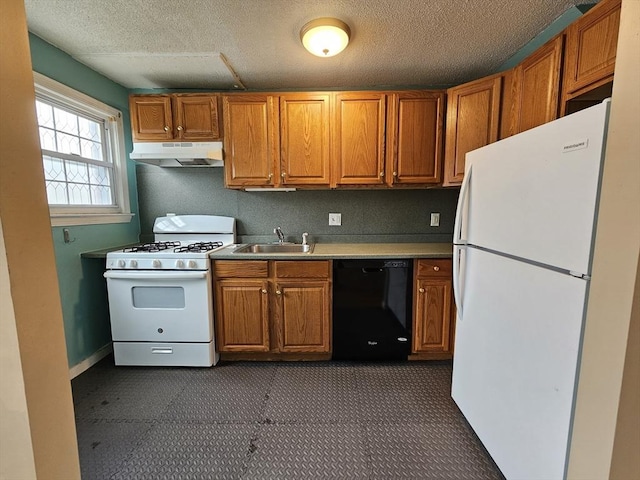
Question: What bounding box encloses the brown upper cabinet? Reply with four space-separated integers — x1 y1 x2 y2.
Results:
443 75 502 186
562 0 621 100
222 94 279 188
333 92 387 186
223 91 444 189
129 93 221 142
279 93 331 186
386 91 445 185
222 93 331 188
508 34 564 135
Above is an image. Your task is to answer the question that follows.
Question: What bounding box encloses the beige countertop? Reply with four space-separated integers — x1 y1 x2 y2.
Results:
209 242 453 260
81 243 139 259
82 242 453 259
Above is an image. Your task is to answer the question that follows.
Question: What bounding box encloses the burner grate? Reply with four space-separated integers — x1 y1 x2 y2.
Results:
174 242 224 253
123 241 181 253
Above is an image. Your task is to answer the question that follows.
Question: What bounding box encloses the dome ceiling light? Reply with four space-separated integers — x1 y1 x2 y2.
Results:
300 18 351 57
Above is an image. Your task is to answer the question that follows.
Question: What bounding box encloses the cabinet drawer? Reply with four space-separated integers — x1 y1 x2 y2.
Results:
213 260 268 278
416 259 452 277
274 260 331 278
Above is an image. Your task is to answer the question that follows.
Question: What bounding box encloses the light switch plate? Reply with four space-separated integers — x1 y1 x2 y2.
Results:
329 213 342 226
430 213 440 227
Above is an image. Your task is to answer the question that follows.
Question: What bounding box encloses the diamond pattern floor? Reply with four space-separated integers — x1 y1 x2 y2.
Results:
72 358 505 479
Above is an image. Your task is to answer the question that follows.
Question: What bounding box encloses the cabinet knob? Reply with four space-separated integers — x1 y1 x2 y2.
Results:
177 125 183 131
268 173 273 180
163 126 170 132
379 171 385 177
419 287 425 293
275 290 282 295
261 289 267 294
433 266 440 271
281 172 286 178
393 171 398 177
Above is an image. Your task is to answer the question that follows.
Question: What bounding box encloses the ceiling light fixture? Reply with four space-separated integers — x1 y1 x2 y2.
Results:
300 18 351 57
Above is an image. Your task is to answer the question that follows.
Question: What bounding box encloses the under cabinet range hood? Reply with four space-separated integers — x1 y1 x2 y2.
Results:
130 142 224 167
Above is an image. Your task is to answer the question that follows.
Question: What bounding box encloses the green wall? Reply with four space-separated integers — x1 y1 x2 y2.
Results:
29 34 140 368
498 5 593 71
136 167 458 244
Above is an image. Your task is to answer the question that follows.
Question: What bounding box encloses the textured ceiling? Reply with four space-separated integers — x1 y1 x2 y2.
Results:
24 0 594 91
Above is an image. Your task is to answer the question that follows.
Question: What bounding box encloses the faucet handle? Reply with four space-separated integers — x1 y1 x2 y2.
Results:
274 226 285 244
302 232 309 245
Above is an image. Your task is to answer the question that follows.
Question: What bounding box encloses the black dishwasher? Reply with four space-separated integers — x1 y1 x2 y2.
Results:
332 259 413 361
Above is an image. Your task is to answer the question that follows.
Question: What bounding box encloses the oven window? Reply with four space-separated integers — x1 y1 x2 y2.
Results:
132 287 185 309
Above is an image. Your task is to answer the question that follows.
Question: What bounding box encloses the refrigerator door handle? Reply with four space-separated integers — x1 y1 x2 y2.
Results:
453 245 465 318
453 164 472 245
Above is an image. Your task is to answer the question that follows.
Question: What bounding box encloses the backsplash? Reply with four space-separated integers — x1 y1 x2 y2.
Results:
136 166 460 244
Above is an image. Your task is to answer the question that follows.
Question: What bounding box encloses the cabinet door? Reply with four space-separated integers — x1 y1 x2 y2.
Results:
333 92 386 185
129 95 173 141
223 95 279 187
174 94 221 140
443 76 502 186
279 94 331 186
275 280 330 353
387 91 444 185
413 278 452 353
563 0 621 96
510 35 564 134
215 279 270 352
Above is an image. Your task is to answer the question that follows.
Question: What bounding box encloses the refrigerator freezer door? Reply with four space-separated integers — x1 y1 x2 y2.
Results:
452 247 587 480
461 101 609 275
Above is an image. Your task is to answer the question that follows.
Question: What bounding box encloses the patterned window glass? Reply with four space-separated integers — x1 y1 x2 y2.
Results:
36 99 114 206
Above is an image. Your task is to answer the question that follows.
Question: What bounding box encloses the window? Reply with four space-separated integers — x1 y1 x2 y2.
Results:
33 72 132 226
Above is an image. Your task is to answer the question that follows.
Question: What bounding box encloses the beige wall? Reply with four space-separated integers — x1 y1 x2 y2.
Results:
0 219 37 480
567 0 640 478
0 0 81 478
610 255 640 479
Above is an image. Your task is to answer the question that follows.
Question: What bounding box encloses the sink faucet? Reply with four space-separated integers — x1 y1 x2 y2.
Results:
302 232 309 245
274 226 285 244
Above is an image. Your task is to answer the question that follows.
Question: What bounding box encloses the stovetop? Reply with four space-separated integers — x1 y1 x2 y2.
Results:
106 240 229 270
106 214 236 271
121 241 223 254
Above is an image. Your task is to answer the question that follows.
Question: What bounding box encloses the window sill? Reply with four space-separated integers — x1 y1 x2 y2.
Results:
50 213 135 227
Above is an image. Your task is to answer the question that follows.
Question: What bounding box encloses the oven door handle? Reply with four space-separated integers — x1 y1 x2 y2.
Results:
103 271 208 280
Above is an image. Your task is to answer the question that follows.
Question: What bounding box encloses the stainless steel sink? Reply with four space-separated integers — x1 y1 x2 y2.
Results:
233 243 314 254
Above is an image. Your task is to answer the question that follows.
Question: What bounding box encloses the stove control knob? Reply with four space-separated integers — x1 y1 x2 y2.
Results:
152 259 162 268
117 260 126 268
129 260 138 268
188 260 198 269
175 260 185 269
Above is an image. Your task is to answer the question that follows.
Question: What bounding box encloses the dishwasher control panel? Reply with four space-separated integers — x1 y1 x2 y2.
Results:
383 260 409 268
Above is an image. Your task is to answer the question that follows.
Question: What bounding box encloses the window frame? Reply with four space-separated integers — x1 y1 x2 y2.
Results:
33 72 133 227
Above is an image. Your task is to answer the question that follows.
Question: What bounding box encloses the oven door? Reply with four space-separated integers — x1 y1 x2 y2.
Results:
104 270 213 342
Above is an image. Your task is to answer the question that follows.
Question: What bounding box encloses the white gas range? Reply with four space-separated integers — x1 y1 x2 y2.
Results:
104 215 236 367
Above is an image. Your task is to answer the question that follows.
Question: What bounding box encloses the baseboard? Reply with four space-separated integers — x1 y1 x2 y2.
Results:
69 343 113 379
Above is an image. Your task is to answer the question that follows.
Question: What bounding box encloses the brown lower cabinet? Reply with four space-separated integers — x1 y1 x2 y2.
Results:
213 260 331 355
214 257 456 361
411 259 455 359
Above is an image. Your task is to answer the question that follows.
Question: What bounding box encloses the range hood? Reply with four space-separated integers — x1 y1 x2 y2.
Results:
130 141 223 167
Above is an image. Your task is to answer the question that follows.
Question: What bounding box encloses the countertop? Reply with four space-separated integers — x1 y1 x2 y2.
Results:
82 242 453 260
81 243 139 259
209 243 453 260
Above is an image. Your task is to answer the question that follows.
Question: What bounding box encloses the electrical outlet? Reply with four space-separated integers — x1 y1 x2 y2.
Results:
430 213 440 227
329 213 342 226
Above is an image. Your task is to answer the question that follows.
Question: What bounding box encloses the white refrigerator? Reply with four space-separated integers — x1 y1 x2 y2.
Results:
451 100 611 480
